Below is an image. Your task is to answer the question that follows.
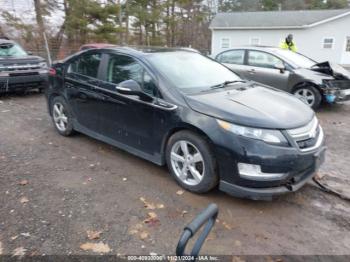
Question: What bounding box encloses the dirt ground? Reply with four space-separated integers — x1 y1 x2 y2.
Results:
0 93 350 257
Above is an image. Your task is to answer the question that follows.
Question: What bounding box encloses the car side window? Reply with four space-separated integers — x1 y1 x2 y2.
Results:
107 54 159 97
68 53 102 78
217 50 245 65
247 51 283 69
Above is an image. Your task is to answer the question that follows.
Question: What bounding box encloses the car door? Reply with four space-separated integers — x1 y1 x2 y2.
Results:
97 53 162 156
216 49 250 79
64 52 106 133
246 50 290 91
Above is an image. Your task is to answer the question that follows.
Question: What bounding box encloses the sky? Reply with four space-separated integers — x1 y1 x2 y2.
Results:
0 0 64 28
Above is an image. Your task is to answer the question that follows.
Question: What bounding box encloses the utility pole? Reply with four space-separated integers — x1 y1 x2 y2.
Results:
33 0 52 65
125 0 129 45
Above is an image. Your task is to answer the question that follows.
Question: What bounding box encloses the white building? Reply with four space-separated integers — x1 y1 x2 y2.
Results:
210 9 350 65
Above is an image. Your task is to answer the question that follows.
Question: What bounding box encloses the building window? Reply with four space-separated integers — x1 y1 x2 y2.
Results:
221 38 230 49
346 37 350 52
250 37 260 46
323 38 334 49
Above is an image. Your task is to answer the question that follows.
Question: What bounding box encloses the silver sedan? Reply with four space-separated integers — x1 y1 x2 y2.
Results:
215 47 350 110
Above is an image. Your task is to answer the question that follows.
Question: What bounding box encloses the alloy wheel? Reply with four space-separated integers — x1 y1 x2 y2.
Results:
53 102 68 132
294 88 316 107
170 140 205 186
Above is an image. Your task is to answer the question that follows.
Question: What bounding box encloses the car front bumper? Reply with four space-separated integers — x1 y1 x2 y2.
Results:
0 70 48 93
213 128 326 200
323 80 350 102
335 88 350 101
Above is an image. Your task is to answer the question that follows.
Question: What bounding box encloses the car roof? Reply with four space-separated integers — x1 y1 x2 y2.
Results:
96 46 200 56
219 46 281 52
80 43 117 49
62 46 200 64
0 39 15 45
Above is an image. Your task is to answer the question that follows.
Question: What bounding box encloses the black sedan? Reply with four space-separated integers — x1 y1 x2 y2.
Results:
46 47 325 200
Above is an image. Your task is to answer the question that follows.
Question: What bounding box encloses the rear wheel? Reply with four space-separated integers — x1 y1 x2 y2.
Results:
51 96 74 136
293 85 321 110
166 131 218 193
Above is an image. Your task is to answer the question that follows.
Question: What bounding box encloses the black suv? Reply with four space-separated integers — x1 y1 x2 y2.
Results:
0 38 48 94
46 47 326 200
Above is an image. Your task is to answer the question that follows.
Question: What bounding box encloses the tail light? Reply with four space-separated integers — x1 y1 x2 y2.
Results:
49 68 56 76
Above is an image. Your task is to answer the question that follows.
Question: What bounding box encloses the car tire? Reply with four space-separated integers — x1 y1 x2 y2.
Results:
166 130 218 193
292 85 322 110
51 96 75 136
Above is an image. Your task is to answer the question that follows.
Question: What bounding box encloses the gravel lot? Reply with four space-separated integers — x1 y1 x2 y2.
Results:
0 93 350 256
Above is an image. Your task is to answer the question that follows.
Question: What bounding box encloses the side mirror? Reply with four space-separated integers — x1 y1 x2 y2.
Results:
274 63 286 73
115 80 152 101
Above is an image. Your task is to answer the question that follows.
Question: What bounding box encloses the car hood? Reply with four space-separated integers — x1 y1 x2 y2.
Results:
0 55 45 64
311 61 350 80
185 84 314 129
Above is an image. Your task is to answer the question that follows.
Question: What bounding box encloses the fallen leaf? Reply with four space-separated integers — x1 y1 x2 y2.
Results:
122 178 127 181
128 223 143 235
18 180 28 186
20 232 30 237
11 235 18 241
147 212 157 219
20 197 29 204
128 229 139 235
222 221 233 230
181 210 188 217
232 256 245 262
176 190 184 195
12 247 27 257
205 232 216 242
87 230 102 240
80 242 111 253
139 231 149 240
314 172 326 181
234 240 242 247
255 233 268 241
139 197 156 210
143 212 160 226
156 204 164 209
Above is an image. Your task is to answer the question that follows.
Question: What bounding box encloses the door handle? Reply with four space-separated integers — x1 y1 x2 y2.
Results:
248 69 256 74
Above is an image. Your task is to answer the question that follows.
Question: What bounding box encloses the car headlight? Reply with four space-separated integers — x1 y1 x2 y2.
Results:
217 119 289 146
39 62 48 68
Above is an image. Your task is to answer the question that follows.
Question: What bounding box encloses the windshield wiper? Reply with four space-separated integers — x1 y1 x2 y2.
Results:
209 80 246 90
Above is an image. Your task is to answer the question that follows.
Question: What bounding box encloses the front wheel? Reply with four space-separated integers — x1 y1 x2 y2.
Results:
51 96 75 136
293 85 321 110
166 131 218 193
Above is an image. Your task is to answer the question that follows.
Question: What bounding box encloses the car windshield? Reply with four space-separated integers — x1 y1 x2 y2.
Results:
274 49 316 68
0 43 27 57
147 51 241 93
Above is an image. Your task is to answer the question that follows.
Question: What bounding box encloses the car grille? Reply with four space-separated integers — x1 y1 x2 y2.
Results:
287 117 324 152
0 63 41 72
9 72 39 77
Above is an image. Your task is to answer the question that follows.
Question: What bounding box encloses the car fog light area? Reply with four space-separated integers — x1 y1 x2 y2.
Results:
237 163 287 180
